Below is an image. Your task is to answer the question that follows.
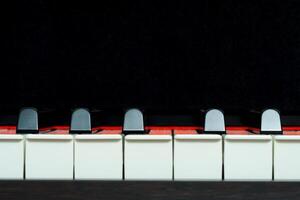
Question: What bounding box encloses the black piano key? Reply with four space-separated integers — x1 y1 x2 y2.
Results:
17 107 38 134
260 109 282 135
204 109 226 134
123 108 145 134
70 108 92 134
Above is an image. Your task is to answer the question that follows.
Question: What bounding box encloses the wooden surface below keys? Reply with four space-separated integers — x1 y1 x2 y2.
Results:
0 181 299 200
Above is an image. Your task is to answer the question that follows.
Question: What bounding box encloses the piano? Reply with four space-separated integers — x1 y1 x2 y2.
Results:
7 1 300 199
0 107 300 182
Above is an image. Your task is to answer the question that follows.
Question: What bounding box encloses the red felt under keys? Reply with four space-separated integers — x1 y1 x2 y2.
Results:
174 130 198 134
149 130 172 135
226 130 252 135
98 130 122 134
0 126 16 134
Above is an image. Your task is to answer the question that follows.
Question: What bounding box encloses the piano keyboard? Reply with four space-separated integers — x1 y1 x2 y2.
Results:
0 107 300 181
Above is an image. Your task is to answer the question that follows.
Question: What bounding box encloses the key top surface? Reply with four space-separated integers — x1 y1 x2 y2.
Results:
124 130 172 180
74 133 123 180
25 134 73 180
174 130 222 181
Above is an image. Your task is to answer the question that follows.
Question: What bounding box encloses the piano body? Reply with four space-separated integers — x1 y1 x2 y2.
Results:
1 107 300 182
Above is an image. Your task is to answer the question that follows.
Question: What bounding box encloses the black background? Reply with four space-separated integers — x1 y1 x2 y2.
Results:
6 1 300 112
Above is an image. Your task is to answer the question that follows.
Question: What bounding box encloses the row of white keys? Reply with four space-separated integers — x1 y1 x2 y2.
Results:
2 132 300 181
0 133 122 180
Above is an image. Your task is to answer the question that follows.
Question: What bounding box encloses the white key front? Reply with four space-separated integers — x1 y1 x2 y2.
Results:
174 131 222 181
224 134 272 181
0 135 24 179
74 133 123 180
274 135 300 181
25 134 73 180
124 131 172 180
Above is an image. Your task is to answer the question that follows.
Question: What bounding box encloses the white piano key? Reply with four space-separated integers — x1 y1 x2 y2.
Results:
174 132 222 181
0 135 24 179
124 132 173 180
274 135 300 181
25 134 73 180
224 134 272 181
74 133 123 180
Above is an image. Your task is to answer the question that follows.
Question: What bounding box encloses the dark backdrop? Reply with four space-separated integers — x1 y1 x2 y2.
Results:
6 1 300 112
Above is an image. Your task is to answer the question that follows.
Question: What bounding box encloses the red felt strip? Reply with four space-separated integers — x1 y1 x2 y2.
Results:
282 126 300 131
145 126 202 130
92 126 122 131
283 131 300 135
226 130 252 135
174 130 198 134
44 129 69 135
149 130 172 135
97 130 122 134
40 126 69 131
